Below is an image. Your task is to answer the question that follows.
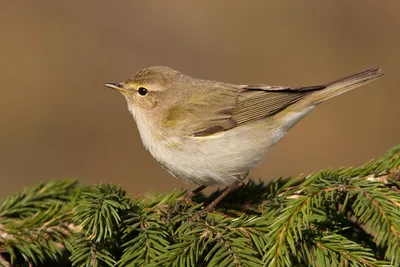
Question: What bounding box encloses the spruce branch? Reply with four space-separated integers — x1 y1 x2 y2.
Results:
0 145 399 266
70 185 133 267
312 234 381 267
261 145 400 267
0 180 81 266
118 200 170 266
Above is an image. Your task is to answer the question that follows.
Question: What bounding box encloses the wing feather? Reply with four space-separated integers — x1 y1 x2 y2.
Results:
231 85 325 125
172 84 326 137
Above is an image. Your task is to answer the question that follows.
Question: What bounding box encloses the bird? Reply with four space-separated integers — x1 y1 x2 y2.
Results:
105 66 384 212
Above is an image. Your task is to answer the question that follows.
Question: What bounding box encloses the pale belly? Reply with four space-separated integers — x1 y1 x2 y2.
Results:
146 120 286 185
138 107 314 186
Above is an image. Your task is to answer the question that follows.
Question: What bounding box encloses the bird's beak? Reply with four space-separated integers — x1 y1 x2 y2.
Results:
104 83 126 92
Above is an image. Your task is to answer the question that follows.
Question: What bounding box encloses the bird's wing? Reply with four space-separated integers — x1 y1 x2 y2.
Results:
162 84 325 137
229 84 325 127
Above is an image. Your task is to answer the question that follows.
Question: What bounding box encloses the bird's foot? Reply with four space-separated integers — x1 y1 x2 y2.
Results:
170 185 207 215
189 202 217 221
171 194 195 214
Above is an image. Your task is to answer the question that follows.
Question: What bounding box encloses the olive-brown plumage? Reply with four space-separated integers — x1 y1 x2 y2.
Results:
105 66 384 211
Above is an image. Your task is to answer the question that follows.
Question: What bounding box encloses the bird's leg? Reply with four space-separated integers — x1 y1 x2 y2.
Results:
171 185 207 214
202 181 240 212
197 173 249 216
182 185 207 202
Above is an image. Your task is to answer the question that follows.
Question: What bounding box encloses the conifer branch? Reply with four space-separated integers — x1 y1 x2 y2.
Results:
0 180 81 266
0 145 399 266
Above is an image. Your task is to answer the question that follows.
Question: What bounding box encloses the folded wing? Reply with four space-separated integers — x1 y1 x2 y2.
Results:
190 84 325 137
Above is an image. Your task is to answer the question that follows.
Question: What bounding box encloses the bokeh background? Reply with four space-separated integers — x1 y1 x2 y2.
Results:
1 1 399 198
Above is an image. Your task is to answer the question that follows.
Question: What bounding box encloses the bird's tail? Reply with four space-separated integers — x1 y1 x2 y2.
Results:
310 67 384 105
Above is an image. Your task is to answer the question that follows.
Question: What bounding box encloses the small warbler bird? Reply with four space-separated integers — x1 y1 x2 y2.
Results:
105 66 383 211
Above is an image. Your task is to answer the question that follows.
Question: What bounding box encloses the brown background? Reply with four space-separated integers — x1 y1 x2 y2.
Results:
1 1 399 198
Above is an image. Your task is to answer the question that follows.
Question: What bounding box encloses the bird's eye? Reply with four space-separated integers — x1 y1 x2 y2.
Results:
137 87 148 96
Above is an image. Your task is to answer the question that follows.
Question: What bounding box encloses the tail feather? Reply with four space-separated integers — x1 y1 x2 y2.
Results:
311 67 384 104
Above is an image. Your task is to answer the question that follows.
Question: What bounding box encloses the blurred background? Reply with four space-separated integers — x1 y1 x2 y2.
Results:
1 1 399 198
